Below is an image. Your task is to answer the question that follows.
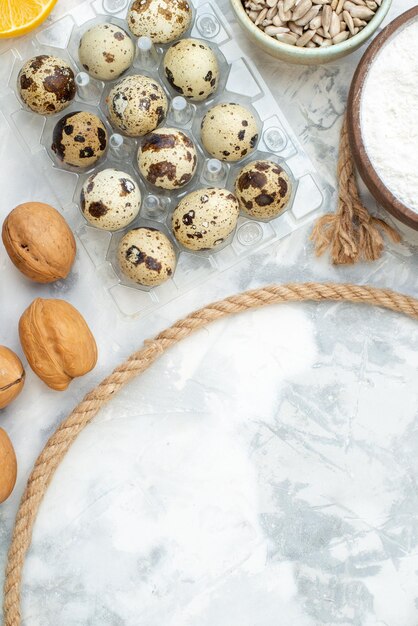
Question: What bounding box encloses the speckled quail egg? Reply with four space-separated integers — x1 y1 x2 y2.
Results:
78 23 135 81
172 188 239 251
201 103 259 162
81 169 141 231
137 128 197 190
234 160 292 220
51 111 108 168
118 227 176 286
164 39 219 102
107 74 168 137
18 55 76 115
127 0 192 43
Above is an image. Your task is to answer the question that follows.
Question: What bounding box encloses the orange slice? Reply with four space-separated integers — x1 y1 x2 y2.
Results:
0 0 58 39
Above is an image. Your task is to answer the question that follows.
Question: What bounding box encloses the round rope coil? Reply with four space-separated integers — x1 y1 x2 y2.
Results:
3 282 418 626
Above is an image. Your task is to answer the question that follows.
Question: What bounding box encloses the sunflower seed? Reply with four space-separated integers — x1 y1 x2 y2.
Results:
317 26 331 37
265 24 290 34
291 0 313 20
278 0 293 20
284 0 296 10
351 5 375 18
332 30 349 42
276 32 298 43
255 7 268 24
322 4 332 32
273 14 285 24
295 4 321 25
348 4 375 19
329 10 340 36
288 21 304 34
296 29 316 45
267 5 278 18
309 14 322 28
342 9 355 34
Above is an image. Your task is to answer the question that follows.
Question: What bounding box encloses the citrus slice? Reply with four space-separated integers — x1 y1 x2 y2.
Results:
0 0 58 39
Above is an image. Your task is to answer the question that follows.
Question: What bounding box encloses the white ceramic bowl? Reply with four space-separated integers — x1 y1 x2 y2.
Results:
230 0 393 65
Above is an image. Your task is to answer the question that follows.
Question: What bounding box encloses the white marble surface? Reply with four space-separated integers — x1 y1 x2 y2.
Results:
1 1 418 624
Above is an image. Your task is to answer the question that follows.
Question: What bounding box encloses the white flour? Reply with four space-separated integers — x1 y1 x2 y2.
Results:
361 19 418 213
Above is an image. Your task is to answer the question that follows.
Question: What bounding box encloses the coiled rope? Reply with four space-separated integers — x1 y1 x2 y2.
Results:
4 282 418 626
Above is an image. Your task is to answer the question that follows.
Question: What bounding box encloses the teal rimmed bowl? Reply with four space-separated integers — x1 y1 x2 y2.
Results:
230 0 393 65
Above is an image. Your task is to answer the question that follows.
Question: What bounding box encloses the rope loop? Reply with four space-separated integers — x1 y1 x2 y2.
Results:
3 282 418 626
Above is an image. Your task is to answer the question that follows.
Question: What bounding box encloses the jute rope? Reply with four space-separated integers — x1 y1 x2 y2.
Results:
311 115 401 264
3 282 418 626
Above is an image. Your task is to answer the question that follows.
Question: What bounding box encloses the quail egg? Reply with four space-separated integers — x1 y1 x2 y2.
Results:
234 160 292 220
51 111 108 168
81 169 141 231
18 55 76 115
201 103 259 162
127 0 192 43
164 39 219 102
137 128 197 190
78 23 135 81
118 227 176 286
172 188 239 251
107 74 168 137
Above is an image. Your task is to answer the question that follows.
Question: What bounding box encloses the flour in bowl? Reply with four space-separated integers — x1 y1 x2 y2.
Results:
361 19 418 213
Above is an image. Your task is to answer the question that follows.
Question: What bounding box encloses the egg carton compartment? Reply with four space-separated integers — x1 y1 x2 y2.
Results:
0 0 334 318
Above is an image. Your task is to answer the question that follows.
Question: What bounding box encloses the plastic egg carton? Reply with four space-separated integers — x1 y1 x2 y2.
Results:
0 0 333 317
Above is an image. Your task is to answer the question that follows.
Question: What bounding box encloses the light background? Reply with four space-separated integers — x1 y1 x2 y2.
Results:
1 1 418 624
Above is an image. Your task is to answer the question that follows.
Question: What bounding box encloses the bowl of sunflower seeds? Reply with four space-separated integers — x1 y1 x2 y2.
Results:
230 0 392 64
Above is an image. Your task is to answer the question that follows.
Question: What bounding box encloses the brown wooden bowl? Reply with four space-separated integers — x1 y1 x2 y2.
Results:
347 6 418 230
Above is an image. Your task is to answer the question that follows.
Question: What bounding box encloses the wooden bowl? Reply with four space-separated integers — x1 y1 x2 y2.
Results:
347 6 418 230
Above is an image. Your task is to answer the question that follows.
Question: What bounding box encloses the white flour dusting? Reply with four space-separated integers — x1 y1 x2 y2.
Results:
361 19 418 213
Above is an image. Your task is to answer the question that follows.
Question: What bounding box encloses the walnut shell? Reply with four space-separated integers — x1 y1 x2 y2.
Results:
2 202 76 283
0 346 25 410
0 428 17 504
19 298 97 391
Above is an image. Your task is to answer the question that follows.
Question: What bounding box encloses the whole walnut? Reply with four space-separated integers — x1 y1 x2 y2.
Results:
0 428 17 504
19 298 97 391
2 202 76 283
0 346 25 409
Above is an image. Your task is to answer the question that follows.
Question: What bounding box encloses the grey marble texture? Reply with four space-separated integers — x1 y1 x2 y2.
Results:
1 1 418 624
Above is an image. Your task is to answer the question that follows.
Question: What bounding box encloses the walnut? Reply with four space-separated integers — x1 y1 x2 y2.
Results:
0 346 25 409
2 202 76 283
19 298 97 391
0 428 17 503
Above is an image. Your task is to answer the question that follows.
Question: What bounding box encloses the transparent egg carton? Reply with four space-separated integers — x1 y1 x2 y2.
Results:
0 0 334 317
